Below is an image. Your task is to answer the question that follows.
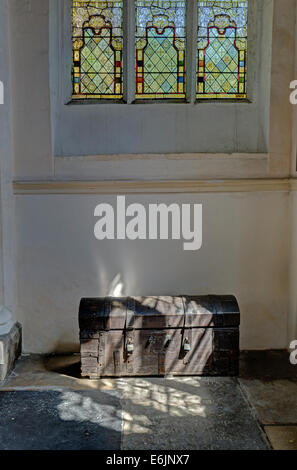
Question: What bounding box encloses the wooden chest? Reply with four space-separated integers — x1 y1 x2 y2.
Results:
79 295 240 378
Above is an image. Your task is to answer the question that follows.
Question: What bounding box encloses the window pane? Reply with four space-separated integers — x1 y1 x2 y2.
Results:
72 1 123 99
135 0 186 100
197 0 248 99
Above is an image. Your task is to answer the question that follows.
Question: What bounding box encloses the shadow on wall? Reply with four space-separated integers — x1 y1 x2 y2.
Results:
52 273 125 353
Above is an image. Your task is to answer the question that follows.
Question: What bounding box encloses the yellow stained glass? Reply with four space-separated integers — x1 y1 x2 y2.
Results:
72 1 123 100
197 1 248 99
135 1 186 100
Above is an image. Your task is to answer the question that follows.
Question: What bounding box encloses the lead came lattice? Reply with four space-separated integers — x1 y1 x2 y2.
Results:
72 0 123 99
135 0 186 99
197 0 248 99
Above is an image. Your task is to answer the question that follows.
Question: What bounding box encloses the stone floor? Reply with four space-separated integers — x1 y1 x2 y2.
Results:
0 351 296 450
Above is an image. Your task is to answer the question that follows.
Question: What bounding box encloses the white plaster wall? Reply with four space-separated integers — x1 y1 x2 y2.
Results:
4 0 295 353
0 0 17 315
10 0 52 180
288 2 297 346
289 192 297 345
16 192 289 353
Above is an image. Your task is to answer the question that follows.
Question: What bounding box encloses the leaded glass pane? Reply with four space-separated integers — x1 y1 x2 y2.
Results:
72 1 123 99
197 1 248 99
135 1 186 100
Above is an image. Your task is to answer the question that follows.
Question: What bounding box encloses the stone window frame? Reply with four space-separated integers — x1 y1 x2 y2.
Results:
47 0 295 182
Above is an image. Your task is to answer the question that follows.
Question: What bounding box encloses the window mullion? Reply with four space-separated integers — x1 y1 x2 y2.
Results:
123 0 136 103
186 0 198 103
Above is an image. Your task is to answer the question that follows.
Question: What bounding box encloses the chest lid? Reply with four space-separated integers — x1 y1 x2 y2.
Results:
183 295 240 327
79 295 240 331
79 297 128 331
127 296 185 329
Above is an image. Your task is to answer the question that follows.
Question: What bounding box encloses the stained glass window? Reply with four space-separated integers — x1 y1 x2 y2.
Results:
135 1 186 100
72 1 123 99
197 1 248 99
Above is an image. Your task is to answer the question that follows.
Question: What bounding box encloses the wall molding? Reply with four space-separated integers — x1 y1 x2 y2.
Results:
54 152 269 162
290 179 297 191
13 178 294 195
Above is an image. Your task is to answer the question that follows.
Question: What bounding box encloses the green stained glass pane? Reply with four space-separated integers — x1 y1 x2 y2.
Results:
135 1 186 100
72 1 123 100
197 1 248 99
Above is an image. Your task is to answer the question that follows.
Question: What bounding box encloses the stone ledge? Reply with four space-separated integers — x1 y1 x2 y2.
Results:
0 323 22 382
